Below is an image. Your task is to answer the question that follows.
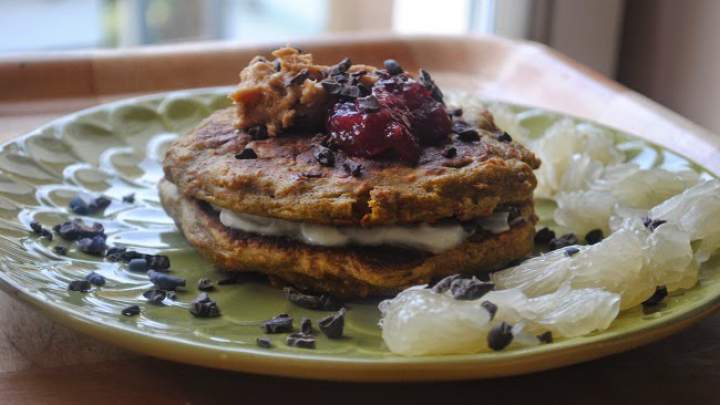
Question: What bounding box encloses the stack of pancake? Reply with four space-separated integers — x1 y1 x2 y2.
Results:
160 49 540 298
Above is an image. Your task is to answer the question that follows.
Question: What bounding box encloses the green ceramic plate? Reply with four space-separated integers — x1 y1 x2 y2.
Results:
1 87 718 381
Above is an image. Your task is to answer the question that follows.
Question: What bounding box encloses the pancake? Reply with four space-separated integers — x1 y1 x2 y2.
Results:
159 179 536 298
163 107 540 227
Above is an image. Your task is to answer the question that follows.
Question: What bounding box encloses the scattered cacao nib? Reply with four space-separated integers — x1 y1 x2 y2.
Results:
329 57 352 75
534 227 556 244
339 85 361 99
548 233 579 250
148 270 185 291
40 229 53 241
70 195 111 215
300 317 313 335
313 146 335 167
128 258 148 272
442 146 457 159
383 59 403 75
262 314 293 334
53 245 67 255
564 247 580 257
284 287 343 311
431 274 463 294
357 95 380 113
257 337 273 348
85 271 106 287
537 331 553 344
235 148 258 160
585 229 604 245
121 305 141 317
88 196 112 213
448 107 463 117
69 196 89 215
451 121 480 142
496 132 513 143
320 80 343 95
450 277 494 300
642 217 666 232
106 248 152 265
286 332 316 349
642 285 668 307
487 322 514 351
342 161 363 178
145 254 170 271
143 288 167 305
189 292 221 318
318 308 346 339
68 280 91 292
105 247 127 261
122 193 135 204
77 235 107 256
197 278 215 292
55 219 105 241
418 68 444 103
286 69 310 87
29 221 42 234
481 301 498 320
247 125 268 140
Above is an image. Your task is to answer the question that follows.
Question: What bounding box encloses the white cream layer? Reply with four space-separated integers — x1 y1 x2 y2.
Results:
217 208 512 254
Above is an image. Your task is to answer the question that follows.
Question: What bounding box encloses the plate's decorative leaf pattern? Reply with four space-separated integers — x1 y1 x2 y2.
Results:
0 87 717 377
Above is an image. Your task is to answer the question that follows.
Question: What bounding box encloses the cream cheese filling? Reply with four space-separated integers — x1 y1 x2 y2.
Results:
217 207 512 254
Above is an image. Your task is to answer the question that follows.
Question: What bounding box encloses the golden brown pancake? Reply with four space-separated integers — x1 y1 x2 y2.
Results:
159 179 536 298
163 108 539 227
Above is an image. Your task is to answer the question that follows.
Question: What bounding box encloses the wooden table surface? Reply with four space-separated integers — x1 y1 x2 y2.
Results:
1 35 719 404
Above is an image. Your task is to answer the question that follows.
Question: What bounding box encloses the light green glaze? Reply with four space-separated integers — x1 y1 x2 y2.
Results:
0 87 717 380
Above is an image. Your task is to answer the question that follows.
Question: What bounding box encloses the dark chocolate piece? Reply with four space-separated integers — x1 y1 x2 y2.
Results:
147 270 185 291
262 314 293 334
487 322 514 351
318 308 346 339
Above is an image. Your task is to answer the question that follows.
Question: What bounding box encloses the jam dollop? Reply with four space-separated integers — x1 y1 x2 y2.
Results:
326 72 452 163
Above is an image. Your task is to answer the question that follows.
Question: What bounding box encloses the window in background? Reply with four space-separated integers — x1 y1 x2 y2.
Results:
0 0 622 79
0 0 492 52
0 0 105 52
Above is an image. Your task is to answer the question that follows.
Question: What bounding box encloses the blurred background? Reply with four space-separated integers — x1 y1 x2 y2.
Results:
0 0 717 133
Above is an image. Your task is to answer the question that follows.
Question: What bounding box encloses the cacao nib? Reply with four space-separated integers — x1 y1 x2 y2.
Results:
284 287 343 311
449 277 494 300
147 270 185 291
121 305 141 317
642 286 668 307
487 322 514 351
85 271 106 287
235 148 258 160
286 332 315 349
585 229 604 245
534 227 556 244
318 308 346 339
262 314 293 334
189 292 221 318
548 233 579 250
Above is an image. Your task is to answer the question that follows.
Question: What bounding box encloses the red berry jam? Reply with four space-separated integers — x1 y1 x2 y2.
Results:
326 72 451 163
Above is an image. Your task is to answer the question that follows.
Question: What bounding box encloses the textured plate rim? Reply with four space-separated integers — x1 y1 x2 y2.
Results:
1 86 718 382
